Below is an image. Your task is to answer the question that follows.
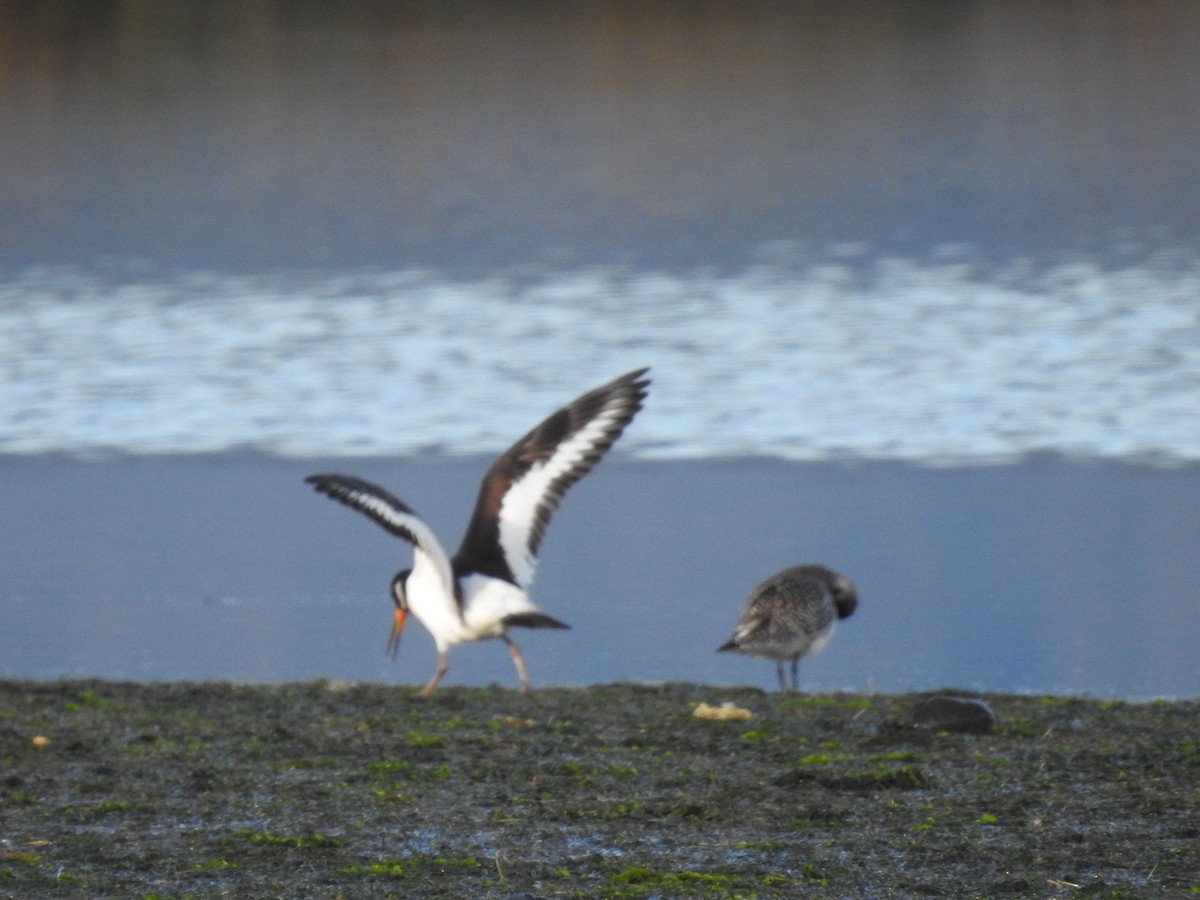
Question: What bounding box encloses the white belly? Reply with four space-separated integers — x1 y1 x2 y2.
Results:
405 567 542 650
460 574 542 636
747 621 834 661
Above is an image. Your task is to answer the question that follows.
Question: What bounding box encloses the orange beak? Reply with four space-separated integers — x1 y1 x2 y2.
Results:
387 606 407 659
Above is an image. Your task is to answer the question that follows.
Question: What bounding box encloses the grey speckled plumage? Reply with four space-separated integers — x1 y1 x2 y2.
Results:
717 564 858 692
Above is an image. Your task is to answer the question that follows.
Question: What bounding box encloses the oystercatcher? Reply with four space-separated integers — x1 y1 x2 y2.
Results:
307 368 649 695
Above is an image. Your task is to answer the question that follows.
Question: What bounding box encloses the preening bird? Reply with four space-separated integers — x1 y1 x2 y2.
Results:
717 564 858 692
306 368 649 695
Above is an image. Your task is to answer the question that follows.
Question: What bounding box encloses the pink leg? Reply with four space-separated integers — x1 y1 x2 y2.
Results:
504 637 532 695
420 652 449 696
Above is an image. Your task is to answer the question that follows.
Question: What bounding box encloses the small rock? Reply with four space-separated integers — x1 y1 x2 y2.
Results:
911 696 995 733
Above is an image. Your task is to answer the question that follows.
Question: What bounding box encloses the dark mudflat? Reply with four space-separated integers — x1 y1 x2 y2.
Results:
2 680 1198 898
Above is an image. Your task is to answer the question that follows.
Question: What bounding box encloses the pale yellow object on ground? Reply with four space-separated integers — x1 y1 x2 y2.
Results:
692 701 753 721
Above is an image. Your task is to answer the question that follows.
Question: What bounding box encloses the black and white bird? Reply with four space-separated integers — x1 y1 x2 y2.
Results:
717 564 858 692
306 368 649 696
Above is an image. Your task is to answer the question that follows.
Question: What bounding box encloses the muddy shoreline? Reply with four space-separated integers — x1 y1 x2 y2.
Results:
2 680 1198 898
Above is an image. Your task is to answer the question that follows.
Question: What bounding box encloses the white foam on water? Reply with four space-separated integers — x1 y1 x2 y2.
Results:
2 247 1198 463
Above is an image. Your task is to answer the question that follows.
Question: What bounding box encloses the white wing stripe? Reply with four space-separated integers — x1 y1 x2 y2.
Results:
311 476 456 596
498 401 629 587
361 502 456 595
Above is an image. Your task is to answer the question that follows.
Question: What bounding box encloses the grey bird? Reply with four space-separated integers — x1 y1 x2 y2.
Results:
717 564 858 692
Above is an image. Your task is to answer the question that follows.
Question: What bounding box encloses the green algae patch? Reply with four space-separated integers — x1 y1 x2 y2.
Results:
343 854 481 879
603 864 790 898
232 829 344 850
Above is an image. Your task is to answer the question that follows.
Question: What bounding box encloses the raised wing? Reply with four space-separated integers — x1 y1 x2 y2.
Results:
454 367 649 588
305 473 455 594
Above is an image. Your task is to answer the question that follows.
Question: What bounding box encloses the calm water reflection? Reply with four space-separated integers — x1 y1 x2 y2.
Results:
2 0 1198 273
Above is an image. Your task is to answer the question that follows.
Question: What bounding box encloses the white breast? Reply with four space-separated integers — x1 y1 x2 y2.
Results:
404 556 472 649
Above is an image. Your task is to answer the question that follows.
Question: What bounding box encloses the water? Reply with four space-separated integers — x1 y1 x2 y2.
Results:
3 253 1199 463
3 454 1198 699
2 2 1199 696
4 1 1200 273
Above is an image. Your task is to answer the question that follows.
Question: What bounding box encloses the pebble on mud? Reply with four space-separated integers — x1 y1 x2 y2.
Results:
30 735 51 749
911 695 996 733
